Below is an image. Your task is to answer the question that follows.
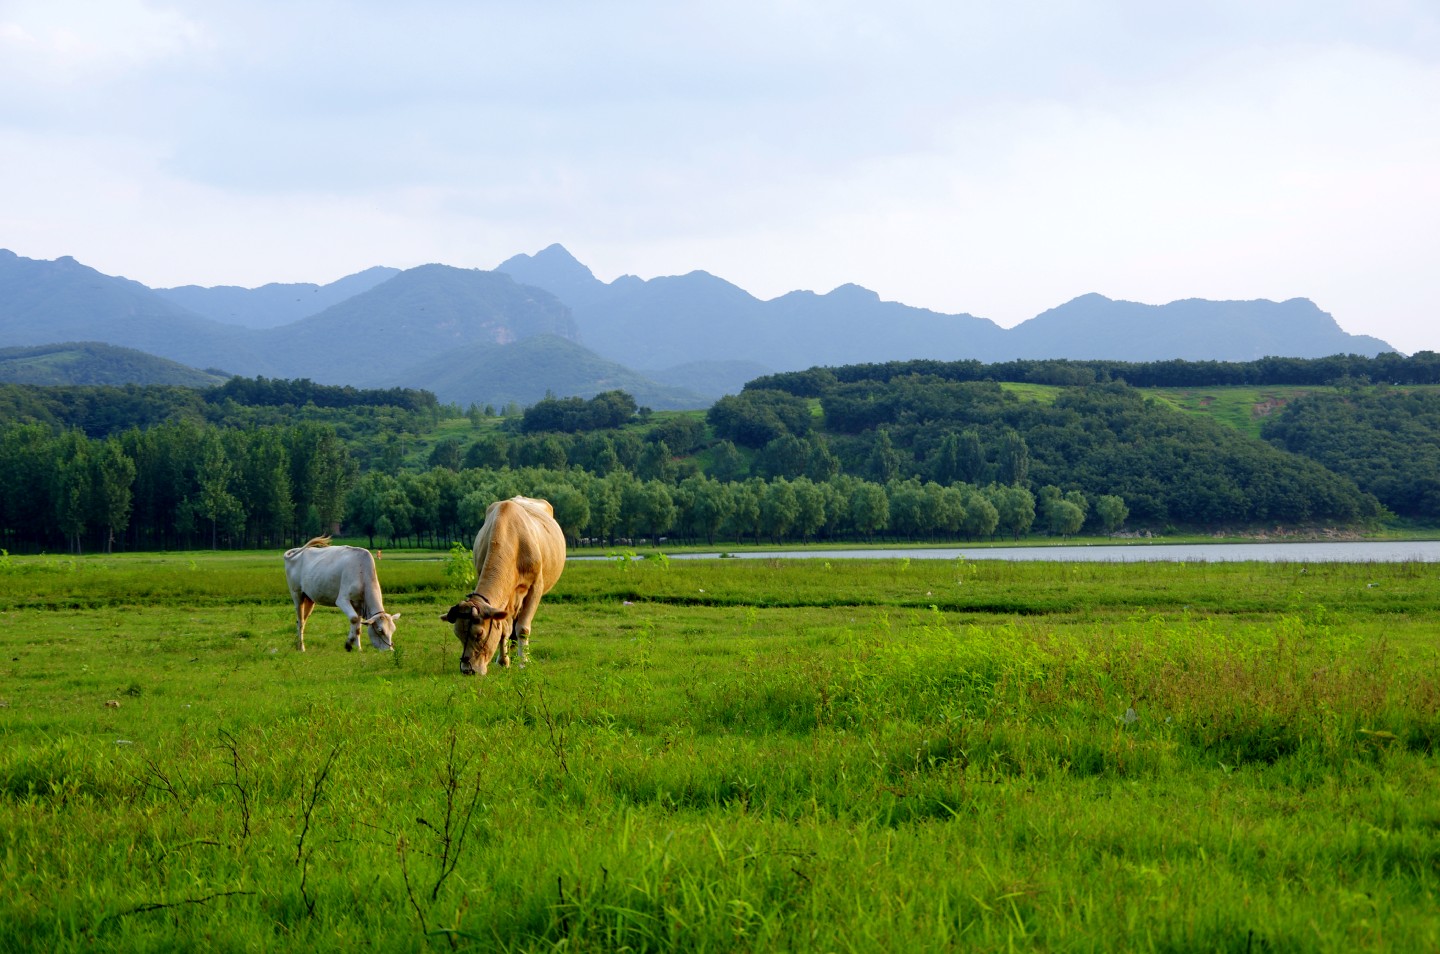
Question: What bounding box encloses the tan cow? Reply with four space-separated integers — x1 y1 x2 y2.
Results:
440 496 566 675
284 537 401 652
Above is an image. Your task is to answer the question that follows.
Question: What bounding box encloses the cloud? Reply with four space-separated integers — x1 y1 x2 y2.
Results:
0 0 208 81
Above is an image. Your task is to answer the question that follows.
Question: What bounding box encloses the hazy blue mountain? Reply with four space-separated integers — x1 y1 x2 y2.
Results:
1 245 1400 410
1004 293 1395 361
251 263 580 384
380 334 707 410
500 247 771 368
0 342 228 387
642 360 776 400
496 243 608 309
155 266 401 328
0 249 262 372
498 244 1395 367
498 248 980 368
0 253 585 390
762 284 1009 365
501 245 1009 369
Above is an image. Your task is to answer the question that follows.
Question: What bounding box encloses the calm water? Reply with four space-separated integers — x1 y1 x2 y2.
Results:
655 541 1440 563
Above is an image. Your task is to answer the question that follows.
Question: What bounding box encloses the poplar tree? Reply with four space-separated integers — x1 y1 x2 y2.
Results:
92 437 136 554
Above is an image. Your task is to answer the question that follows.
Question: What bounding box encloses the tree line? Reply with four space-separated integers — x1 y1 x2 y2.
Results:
0 418 1134 553
0 420 352 553
0 377 440 440
747 351 1440 394
700 379 1382 526
6 353 1428 552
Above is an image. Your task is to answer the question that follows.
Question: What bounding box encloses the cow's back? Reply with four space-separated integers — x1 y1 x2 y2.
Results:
475 496 565 595
287 543 375 603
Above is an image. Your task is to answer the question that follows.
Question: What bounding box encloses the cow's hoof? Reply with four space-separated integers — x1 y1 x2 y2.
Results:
345 643 355 653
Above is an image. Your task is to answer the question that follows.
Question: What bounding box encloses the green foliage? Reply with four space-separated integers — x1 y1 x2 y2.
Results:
1094 493 1130 534
520 389 638 433
752 350 1440 393
443 541 476 590
206 375 438 412
707 388 813 448
1263 389 1440 519
643 412 706 453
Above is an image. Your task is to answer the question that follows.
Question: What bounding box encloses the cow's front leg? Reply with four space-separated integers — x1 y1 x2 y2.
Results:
497 620 513 667
337 598 362 651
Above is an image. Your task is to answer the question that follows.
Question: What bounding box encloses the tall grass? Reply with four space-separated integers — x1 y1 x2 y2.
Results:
1 553 1437 950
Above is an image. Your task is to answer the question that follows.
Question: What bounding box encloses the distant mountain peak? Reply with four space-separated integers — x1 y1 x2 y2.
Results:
499 244 596 283
825 283 882 303
535 242 589 266
496 244 604 311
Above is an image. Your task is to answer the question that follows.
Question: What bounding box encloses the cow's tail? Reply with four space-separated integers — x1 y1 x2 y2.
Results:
283 535 333 559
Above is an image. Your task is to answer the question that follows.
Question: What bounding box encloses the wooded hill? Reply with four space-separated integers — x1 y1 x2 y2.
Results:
4 353 1439 553
0 342 229 388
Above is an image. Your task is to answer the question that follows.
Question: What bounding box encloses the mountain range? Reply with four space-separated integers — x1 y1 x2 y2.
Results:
0 245 1396 408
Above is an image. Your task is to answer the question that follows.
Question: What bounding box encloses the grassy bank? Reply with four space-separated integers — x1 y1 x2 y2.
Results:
2 553 1437 950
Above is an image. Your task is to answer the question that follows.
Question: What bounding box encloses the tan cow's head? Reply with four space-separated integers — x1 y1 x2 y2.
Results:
441 596 509 675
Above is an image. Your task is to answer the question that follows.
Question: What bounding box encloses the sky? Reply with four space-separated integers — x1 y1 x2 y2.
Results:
2 1 1438 354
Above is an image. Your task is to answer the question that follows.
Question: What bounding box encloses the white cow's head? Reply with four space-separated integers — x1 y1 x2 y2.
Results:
348 611 401 651
441 596 509 675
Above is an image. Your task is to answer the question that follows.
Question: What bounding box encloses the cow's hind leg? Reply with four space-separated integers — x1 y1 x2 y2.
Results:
295 595 315 652
509 633 529 667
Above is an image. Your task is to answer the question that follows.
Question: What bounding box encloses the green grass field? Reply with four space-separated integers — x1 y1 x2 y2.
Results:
997 382 1322 440
2 551 1437 951
1002 382 1440 442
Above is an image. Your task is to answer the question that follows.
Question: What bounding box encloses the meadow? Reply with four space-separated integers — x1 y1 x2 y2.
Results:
1 550 1437 951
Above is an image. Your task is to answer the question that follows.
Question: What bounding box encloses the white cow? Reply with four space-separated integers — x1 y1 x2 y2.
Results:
283 537 400 652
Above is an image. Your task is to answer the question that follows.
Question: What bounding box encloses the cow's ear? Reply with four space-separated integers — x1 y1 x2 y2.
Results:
390 613 402 622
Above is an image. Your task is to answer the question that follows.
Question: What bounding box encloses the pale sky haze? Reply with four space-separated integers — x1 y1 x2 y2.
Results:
2 1 1437 353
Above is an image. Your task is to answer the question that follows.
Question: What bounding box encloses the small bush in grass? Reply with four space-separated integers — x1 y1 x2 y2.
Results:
443 541 474 591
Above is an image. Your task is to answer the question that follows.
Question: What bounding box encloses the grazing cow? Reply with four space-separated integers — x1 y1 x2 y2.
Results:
283 537 401 652
441 496 566 676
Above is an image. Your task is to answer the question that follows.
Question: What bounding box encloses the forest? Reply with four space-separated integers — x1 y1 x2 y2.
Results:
2 352 1437 553
747 349 1440 393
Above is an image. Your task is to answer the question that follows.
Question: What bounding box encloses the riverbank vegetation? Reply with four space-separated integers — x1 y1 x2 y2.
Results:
2 554 1437 950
